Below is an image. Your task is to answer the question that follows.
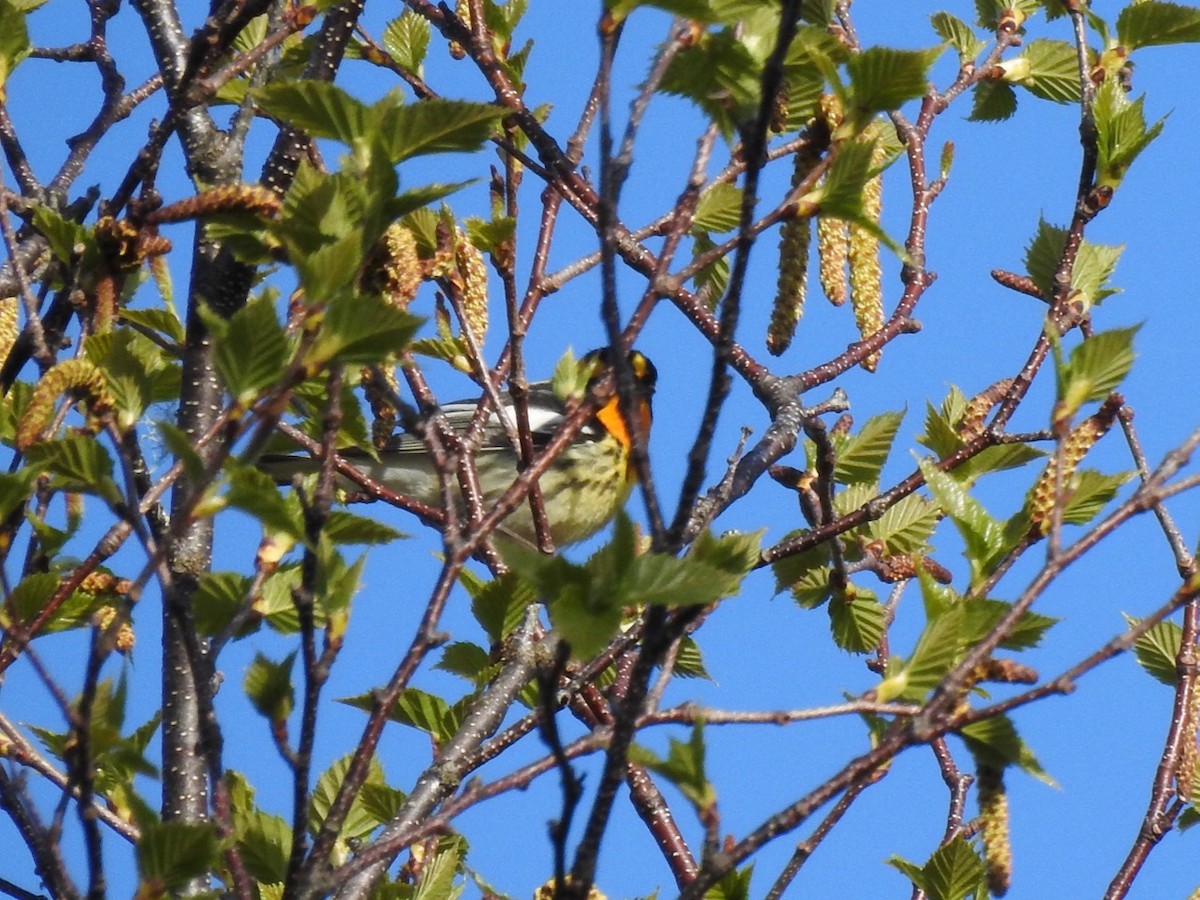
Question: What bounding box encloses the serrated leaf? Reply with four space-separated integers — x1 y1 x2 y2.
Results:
692 183 744 234
382 10 431 73
834 410 904 484
1060 469 1132 525
969 79 1017 122
254 80 373 145
930 12 984 62
244 651 296 722
436 641 493 683
235 805 292 885
828 589 886 653
673 635 711 680
845 46 940 117
923 835 987 900
1016 39 1081 104
1125 614 1185 686
464 569 535 643
630 722 715 810
24 436 120 503
323 510 405 545
1061 326 1139 410
0 0 31 91
377 99 505 163
31 205 88 265
1025 218 1124 309
661 30 761 139
961 714 1054 784
964 598 1058 652
137 821 221 890
211 295 290 405
955 443 1045 486
192 571 254 637
309 753 390 843
919 458 1009 586
881 605 966 702
1094 80 1167 189
1118 1 1200 49
310 293 422 366
413 836 463 900
867 494 940 555
772 544 832 609
815 139 875 220
340 688 461 743
226 465 304 541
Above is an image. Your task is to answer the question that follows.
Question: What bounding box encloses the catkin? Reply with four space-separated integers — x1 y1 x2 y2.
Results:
1027 394 1122 535
360 223 422 310
977 763 1012 897
769 146 820 355
816 216 849 306
849 126 885 372
16 358 113 450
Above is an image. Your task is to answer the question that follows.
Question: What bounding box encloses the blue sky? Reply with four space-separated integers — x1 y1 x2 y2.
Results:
4 1 1200 897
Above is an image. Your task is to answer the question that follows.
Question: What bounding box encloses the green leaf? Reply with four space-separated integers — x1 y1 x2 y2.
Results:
310 753 390 842
0 0 30 91
377 98 505 162
629 722 715 810
703 864 755 900
463 569 536 643
661 30 761 139
923 835 987 900
834 410 904 484
323 510 405 545
225 465 304 541
964 598 1059 652
235 805 291 885
692 183 744 234
30 205 88 265
867 494 940 556
772 544 832 609
931 12 984 62
972 0 1039 30
961 713 1054 784
436 641 493 683
1060 326 1139 414
24 436 120 503
1060 469 1132 525
955 442 1045 486
309 293 422 366
1118 1 1200 48
1125 614 1185 686
828 588 886 653
814 139 875 220
878 606 966 702
254 80 372 146
1094 79 1167 189
210 295 290 405
413 836 464 900
382 9 431 73
673 636 712 680
192 571 255 638
1012 39 1081 104
1025 219 1123 308
968 79 1018 122
919 459 1010 586
137 821 221 890
386 180 475 221
244 651 296 722
844 46 940 118
340 687 463 744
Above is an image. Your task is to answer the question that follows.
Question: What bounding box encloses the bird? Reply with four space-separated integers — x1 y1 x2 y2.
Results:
261 347 657 550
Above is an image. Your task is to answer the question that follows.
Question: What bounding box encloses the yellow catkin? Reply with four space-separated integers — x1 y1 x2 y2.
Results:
1177 688 1200 802
361 365 401 450
769 145 816 356
977 763 1012 897
455 232 489 341
0 297 18 366
17 358 113 450
360 224 422 310
147 184 282 225
958 378 1016 441
849 125 886 372
816 216 849 306
1027 394 1122 535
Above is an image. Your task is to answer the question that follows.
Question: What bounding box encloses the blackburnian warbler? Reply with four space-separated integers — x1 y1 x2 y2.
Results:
263 348 656 549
